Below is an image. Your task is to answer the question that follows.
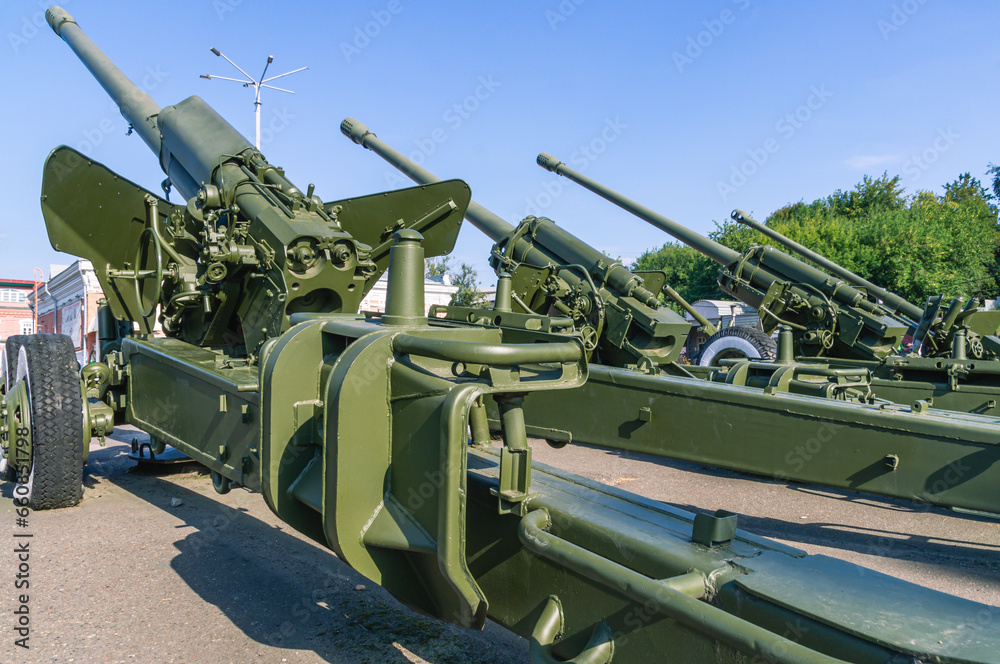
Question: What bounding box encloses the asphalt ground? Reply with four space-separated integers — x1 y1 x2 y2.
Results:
1 426 998 664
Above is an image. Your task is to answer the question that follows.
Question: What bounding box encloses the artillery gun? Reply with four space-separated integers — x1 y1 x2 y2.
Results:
537 153 1000 416
341 118 693 371
3 7 1000 662
731 208 1000 360
536 154 914 362
346 119 1000 516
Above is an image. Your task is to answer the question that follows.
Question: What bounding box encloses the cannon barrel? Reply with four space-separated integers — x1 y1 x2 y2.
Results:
537 152 741 266
341 118 514 243
341 117 693 370
732 209 923 322
46 11 445 354
538 152 891 315
537 152 916 359
47 6 257 200
46 6 162 156
342 118 664 310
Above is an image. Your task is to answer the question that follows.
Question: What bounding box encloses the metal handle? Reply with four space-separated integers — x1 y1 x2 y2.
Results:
530 596 614 664
391 335 583 366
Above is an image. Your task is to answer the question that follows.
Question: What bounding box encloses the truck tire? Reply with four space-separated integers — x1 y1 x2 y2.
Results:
697 327 777 367
16 335 84 509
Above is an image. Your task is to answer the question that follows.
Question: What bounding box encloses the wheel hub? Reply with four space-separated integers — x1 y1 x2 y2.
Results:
6 379 32 484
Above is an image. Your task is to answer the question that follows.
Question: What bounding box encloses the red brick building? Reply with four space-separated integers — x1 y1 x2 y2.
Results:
0 278 36 342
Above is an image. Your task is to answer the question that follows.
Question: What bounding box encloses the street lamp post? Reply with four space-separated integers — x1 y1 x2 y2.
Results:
201 48 306 150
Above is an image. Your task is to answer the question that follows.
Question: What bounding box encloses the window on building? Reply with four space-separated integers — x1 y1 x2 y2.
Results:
19 320 33 335
0 289 27 303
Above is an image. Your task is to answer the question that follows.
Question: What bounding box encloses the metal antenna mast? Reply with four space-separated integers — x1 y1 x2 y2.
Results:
201 48 306 149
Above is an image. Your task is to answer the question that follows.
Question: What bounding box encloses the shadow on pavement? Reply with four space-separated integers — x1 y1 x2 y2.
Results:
88 437 524 664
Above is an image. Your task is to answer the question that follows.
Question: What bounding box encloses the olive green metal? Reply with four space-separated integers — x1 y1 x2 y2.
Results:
537 152 909 361
529 595 614 664
261 316 589 629
82 389 114 446
506 364 1000 513
381 229 428 326
731 209 923 322
45 6 162 156
662 283 717 335
123 336 260 490
724 212 1000 407
344 117 691 369
45 12 468 354
391 335 584 365
353 129 1000 510
953 326 969 360
536 153 738 266
31 10 1000 663
520 509 840 664
342 117 514 243
776 325 796 363
470 453 1000 663
5 378 31 483
691 509 739 547
494 272 514 313
469 398 492 447
731 209 1000 363
941 296 967 332
435 289 1000 512
341 120 656 305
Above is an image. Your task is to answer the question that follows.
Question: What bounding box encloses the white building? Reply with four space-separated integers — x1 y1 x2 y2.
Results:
31 261 105 365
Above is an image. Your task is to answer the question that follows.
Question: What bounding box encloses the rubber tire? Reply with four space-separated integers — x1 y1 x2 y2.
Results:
697 326 777 367
18 334 84 510
211 470 231 495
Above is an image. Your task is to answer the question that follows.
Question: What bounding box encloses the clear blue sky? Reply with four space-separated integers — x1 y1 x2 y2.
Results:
2 0 997 288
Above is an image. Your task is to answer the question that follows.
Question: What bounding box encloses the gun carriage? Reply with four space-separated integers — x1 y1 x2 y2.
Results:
0 7 998 663
536 154 1000 417
344 119 1000 515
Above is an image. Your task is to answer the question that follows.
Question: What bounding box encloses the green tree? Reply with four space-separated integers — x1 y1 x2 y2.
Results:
449 262 488 308
825 172 907 218
634 243 724 310
636 169 1000 308
987 163 1000 202
425 256 451 278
